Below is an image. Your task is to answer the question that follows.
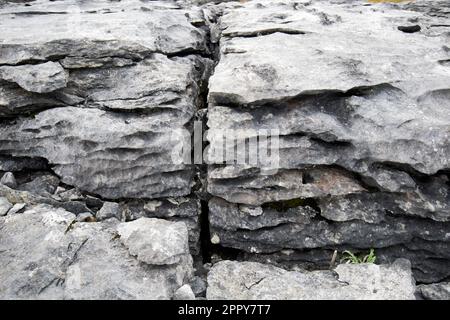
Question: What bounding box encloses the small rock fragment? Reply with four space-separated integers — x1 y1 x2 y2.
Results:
418 282 450 300
189 276 207 296
97 202 121 221
1 172 17 188
173 284 196 300
8 203 26 215
117 218 190 265
0 197 12 216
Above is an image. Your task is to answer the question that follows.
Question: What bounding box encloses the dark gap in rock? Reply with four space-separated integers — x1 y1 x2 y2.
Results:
229 29 307 38
210 243 242 263
199 200 211 263
194 11 222 265
262 197 321 213
374 161 437 182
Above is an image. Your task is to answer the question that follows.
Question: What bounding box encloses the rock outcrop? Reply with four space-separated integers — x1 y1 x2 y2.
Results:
0 0 449 300
0 0 211 257
206 0 450 284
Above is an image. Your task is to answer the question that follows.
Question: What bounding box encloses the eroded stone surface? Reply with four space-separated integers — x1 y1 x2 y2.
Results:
0 62 67 93
207 259 416 300
205 0 450 284
117 218 190 266
418 282 450 300
0 205 193 300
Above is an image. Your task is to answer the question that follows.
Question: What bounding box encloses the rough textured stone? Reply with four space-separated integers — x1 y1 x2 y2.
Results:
418 282 450 300
0 0 449 300
17 173 60 197
97 202 121 221
205 0 450 285
0 106 194 199
0 204 193 299
0 62 67 93
1 172 17 188
209 197 450 251
123 197 202 255
208 1 449 105
0 197 12 216
207 259 416 300
173 284 196 300
117 218 190 265
0 0 208 65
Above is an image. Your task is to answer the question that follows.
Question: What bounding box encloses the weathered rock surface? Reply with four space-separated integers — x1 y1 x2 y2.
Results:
122 197 202 255
0 62 67 93
0 0 449 300
205 0 450 284
0 204 193 299
173 284 196 300
97 202 121 221
0 0 211 201
418 282 450 300
0 69 204 199
117 218 190 265
207 259 416 300
0 197 12 216
0 0 208 66
1 172 17 188
208 0 449 104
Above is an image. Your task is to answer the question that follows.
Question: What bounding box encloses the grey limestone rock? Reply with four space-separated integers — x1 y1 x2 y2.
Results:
0 197 12 216
206 259 416 300
418 282 450 300
173 284 196 300
97 202 121 221
0 172 17 189
0 62 68 93
204 0 450 285
0 204 194 299
117 218 190 266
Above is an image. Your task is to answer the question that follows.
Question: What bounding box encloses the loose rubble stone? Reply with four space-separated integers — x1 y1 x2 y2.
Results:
418 282 450 300
0 197 12 216
117 218 190 265
1 172 17 189
173 284 196 300
97 202 121 221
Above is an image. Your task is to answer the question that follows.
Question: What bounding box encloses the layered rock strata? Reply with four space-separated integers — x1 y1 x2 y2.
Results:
206 0 450 283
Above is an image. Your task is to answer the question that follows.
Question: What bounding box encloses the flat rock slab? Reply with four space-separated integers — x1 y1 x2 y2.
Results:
207 259 416 300
0 0 207 65
209 0 449 104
